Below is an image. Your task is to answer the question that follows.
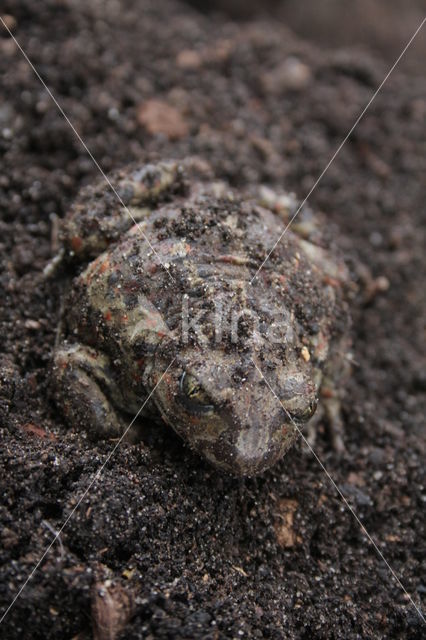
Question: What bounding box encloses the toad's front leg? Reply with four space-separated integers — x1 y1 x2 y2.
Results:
305 384 345 454
320 385 346 453
52 343 131 440
307 340 351 453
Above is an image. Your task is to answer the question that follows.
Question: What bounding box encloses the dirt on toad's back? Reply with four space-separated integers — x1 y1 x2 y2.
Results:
0 0 425 638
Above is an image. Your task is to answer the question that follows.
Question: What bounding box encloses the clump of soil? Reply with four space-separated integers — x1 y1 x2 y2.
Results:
0 1 425 638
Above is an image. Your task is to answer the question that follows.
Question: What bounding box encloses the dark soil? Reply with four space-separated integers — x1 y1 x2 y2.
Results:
0 1 425 638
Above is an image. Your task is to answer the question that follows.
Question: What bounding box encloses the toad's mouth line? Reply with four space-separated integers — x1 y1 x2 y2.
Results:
1 12 425 628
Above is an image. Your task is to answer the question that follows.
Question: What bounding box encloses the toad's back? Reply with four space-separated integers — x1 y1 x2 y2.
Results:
67 192 344 359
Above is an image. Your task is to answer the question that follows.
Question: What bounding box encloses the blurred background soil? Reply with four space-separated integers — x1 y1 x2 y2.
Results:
0 1 425 638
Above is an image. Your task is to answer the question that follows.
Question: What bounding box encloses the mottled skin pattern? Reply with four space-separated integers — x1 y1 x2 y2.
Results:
52 160 351 476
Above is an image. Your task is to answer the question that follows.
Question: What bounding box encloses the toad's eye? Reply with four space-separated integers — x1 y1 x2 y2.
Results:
180 372 214 415
289 398 318 423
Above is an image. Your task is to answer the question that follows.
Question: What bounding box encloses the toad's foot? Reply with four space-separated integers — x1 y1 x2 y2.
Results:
53 344 134 440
